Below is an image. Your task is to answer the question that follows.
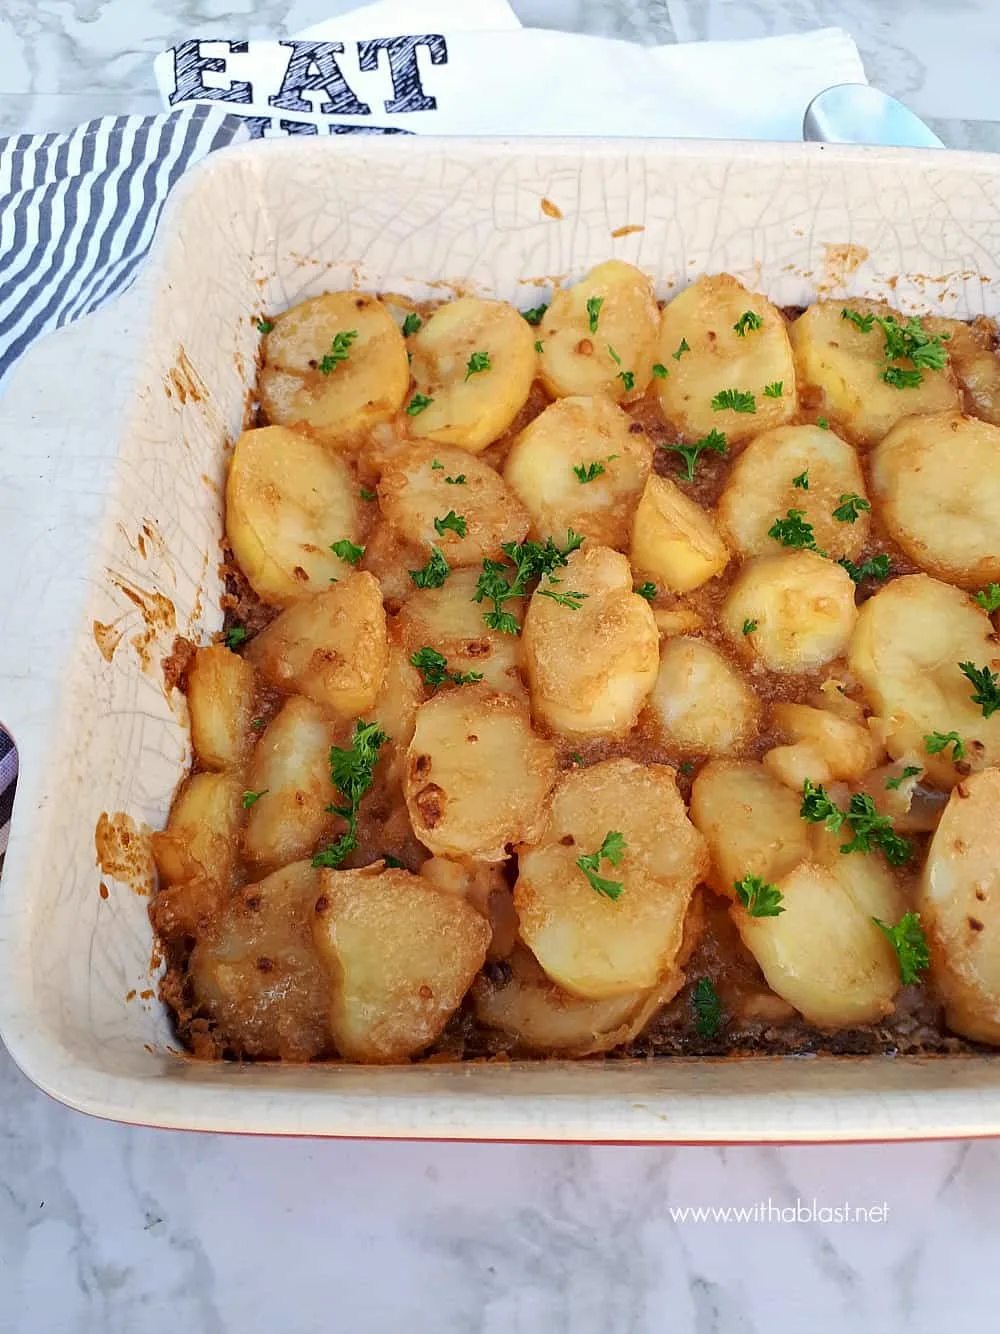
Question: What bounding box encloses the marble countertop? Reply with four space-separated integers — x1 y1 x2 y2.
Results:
3 2 1000 1330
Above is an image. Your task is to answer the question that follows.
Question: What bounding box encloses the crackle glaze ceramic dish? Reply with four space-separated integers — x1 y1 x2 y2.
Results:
2 137 1000 1140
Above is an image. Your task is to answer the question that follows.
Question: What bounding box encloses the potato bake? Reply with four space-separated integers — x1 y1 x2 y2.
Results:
151 266 1000 1063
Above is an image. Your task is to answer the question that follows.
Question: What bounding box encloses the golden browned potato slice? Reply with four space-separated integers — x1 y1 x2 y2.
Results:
689 759 811 895
522 545 659 738
848 573 1000 788
404 684 556 861
378 442 529 566
472 945 671 1056
397 567 524 697
720 550 857 672
241 696 338 874
536 261 659 402
186 645 256 771
225 425 362 607
653 605 706 637
246 574 387 718
732 860 900 1029
370 638 426 775
655 274 796 445
259 292 409 447
789 299 960 447
630 474 729 594
717 424 870 562
152 770 244 889
313 863 490 1061
921 767 1000 1044
768 703 880 783
924 314 1000 426
870 412 1000 589
407 297 536 452
514 759 708 999
646 636 760 757
502 396 651 549
189 860 330 1061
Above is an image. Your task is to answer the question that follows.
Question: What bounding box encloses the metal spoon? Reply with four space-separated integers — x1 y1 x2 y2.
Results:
803 83 944 148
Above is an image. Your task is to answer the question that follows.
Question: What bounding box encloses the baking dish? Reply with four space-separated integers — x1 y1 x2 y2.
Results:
2 135 1000 1140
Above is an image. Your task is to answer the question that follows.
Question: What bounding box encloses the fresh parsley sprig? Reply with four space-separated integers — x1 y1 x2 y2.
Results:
800 780 912 866
711 388 756 414
692 977 723 1038
768 509 819 551
873 911 930 985
313 720 388 868
576 830 627 900
410 646 483 691
838 553 891 584
733 310 763 337
409 546 450 589
330 538 364 566
318 329 357 374
959 661 1000 718
925 730 966 761
434 510 467 538
734 874 785 917
973 584 1000 614
473 531 585 635
832 493 871 524
663 428 728 482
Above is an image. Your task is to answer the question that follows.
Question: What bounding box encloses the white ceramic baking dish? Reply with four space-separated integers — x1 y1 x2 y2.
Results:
2 136 1000 1141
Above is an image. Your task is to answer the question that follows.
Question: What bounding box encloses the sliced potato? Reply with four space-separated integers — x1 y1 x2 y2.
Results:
377 442 528 566
732 860 900 1028
809 822 907 925
630 474 729 594
689 759 811 895
404 684 556 861
189 861 330 1061
313 863 490 1061
152 771 243 889
522 544 659 738
870 412 1000 589
655 274 796 445
246 574 387 718
770 702 880 781
186 645 256 771
370 637 426 773
720 550 857 672
472 945 670 1056
848 573 1000 787
924 314 1000 427
397 566 524 697
407 297 536 452
241 696 338 873
259 292 409 446
537 261 659 402
646 636 760 757
717 424 870 562
653 605 705 637
789 299 960 447
920 768 1000 1044
225 425 361 606
502 395 651 549
514 759 708 999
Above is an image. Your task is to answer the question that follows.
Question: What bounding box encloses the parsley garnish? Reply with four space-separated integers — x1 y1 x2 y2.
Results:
692 977 722 1038
734 874 785 918
678 760 696 776
958 661 1000 718
223 625 248 649
672 338 690 360
444 474 466 485
522 303 548 326
534 340 544 354
606 344 635 391
586 296 604 333
465 351 491 380
663 428 729 482
250 716 266 731
652 363 669 379
431 460 444 470
474 531 585 635
318 329 357 374
872 911 930 985
763 381 783 398
817 416 830 430
312 720 388 868
768 508 817 550
409 546 450 589
434 510 467 539
573 461 606 484
382 854 406 869
576 830 627 900
569 752 584 765
536 588 588 610
882 366 924 389
832 493 872 524
359 486 376 501
792 469 809 490
742 619 758 635
734 310 763 337
242 789 268 808
402 312 422 337
878 314 949 371
841 308 875 333
925 730 966 761
838 553 891 584
886 765 922 790
711 388 756 414
410 646 483 691
974 584 1000 614
256 318 274 335
800 780 912 866
330 538 364 566
406 393 433 416
635 582 657 601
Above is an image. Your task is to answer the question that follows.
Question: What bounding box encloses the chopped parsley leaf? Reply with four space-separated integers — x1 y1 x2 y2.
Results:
586 295 604 333
800 780 912 866
832 492 872 524
241 789 268 808
359 486 376 501
318 329 357 374
711 388 756 414
401 312 422 337
256 318 274 335
465 351 491 380
692 977 722 1038
522 303 549 326
406 393 433 416
733 310 763 337
924 730 966 761
734 873 785 917
573 461 606 484
410 645 483 691
652 363 669 379
409 546 450 589
445 474 466 485
841 307 875 333
882 365 924 389
973 584 1000 614
958 661 1000 718
672 338 690 360
576 830 627 901
635 582 657 601
792 469 810 490
223 625 248 649
330 538 364 566
838 553 891 584
663 427 729 482
536 588 588 610
534 340 544 354
768 508 817 550
886 765 922 790
742 619 758 635
872 911 930 985
763 381 783 398
312 720 388 868
434 510 467 538
431 459 444 469
817 416 830 430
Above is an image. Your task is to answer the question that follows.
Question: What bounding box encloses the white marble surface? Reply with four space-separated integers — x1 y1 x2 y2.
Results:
3 3 1000 1330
